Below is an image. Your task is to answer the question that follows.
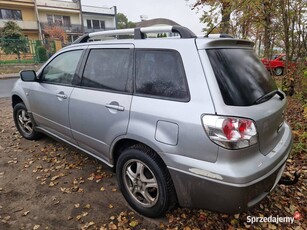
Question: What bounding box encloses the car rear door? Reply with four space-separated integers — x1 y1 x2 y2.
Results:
69 44 134 162
28 48 85 143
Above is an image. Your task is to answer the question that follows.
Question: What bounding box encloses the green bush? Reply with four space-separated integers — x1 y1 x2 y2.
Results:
36 46 48 62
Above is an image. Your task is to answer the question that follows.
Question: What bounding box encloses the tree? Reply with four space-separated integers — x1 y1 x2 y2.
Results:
0 21 28 62
44 24 66 42
194 0 238 34
117 13 136 29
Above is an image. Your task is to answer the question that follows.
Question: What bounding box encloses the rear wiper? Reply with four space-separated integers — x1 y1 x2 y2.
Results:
254 90 285 104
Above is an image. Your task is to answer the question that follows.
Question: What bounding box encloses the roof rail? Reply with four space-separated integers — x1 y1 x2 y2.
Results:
207 34 234 38
73 25 196 44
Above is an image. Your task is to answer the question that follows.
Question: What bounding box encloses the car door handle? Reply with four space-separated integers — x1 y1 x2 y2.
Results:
105 104 125 111
56 92 67 99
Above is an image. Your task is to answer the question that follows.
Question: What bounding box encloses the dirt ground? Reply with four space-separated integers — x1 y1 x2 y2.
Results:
0 97 306 230
0 98 159 230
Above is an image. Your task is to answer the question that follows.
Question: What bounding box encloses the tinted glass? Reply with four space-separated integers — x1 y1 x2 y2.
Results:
0 9 22 20
93 20 100 29
135 50 189 101
207 49 277 106
42 50 83 85
82 49 133 93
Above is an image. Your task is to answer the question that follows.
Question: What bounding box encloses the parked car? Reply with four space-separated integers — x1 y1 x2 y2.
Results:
12 26 293 218
261 54 296 76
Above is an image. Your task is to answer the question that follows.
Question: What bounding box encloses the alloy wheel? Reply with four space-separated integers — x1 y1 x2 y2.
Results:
123 159 159 208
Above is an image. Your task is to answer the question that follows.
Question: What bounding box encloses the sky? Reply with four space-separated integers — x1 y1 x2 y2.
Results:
86 0 205 35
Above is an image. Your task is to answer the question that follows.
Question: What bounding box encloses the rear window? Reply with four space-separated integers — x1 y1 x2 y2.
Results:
207 48 277 106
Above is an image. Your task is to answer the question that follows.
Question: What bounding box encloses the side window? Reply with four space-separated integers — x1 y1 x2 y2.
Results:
42 50 83 85
81 49 133 93
135 50 189 101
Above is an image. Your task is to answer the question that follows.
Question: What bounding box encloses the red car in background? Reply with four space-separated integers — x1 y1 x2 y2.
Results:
261 54 296 76
261 54 307 76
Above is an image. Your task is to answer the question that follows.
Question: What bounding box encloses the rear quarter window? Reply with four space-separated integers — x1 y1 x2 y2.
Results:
135 49 189 101
207 48 277 106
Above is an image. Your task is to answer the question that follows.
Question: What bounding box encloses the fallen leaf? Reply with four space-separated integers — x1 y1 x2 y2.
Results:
108 223 117 230
74 203 80 208
23 211 30 216
100 187 105 192
33 224 40 230
81 221 95 230
82 212 88 217
129 220 138 227
108 204 114 209
268 223 277 229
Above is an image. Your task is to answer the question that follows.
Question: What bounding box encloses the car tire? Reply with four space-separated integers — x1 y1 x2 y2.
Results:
13 103 42 140
274 67 284 76
116 144 176 218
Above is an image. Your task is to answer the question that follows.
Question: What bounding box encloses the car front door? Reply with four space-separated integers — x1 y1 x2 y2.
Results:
28 48 84 143
69 45 134 162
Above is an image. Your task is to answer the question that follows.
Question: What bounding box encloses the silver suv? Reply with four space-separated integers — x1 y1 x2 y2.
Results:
12 26 293 217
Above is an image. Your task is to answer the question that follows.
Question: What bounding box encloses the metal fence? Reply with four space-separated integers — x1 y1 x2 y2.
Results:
0 38 56 64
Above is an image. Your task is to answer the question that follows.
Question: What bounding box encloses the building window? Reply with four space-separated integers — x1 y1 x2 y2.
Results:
47 14 71 27
86 19 106 30
92 20 100 29
86 19 92 29
0 8 22 20
100 21 105 29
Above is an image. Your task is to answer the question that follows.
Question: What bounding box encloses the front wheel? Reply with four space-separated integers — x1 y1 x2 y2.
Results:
116 145 176 217
13 103 42 140
274 67 284 76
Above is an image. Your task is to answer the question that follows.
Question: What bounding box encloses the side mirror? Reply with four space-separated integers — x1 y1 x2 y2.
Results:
20 70 37 82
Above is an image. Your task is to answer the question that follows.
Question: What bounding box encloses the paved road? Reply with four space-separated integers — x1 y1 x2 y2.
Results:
0 78 18 98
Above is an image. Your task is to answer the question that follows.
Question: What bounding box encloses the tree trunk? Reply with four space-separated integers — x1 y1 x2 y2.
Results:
220 1 231 34
263 0 272 59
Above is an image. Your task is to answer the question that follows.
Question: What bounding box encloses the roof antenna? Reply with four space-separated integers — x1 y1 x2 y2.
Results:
204 24 218 37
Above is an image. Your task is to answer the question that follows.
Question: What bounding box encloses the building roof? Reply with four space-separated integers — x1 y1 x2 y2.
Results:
135 18 181 28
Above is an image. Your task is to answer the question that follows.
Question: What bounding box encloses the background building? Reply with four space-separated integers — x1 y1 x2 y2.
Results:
82 5 116 33
0 0 117 43
35 0 83 43
0 0 39 40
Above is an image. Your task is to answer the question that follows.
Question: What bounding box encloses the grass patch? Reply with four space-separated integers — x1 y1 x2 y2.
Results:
0 59 36 64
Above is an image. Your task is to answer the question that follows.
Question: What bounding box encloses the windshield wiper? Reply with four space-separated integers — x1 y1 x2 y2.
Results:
254 90 285 104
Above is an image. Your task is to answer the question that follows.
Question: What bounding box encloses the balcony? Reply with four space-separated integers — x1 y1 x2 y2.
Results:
41 23 82 34
0 20 38 30
82 5 116 15
36 0 79 11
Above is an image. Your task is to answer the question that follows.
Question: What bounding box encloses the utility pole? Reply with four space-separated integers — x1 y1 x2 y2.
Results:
33 0 43 40
78 0 84 34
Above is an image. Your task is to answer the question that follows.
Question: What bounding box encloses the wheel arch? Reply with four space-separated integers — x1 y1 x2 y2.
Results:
12 94 25 108
111 137 167 172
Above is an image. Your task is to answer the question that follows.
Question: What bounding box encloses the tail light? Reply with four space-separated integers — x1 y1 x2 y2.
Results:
202 115 258 149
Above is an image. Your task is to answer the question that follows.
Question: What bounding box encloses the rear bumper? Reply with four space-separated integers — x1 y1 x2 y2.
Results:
169 160 287 213
165 123 293 213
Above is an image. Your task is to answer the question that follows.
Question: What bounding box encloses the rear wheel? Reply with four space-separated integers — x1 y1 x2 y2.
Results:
13 103 42 140
274 67 284 76
116 145 176 217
